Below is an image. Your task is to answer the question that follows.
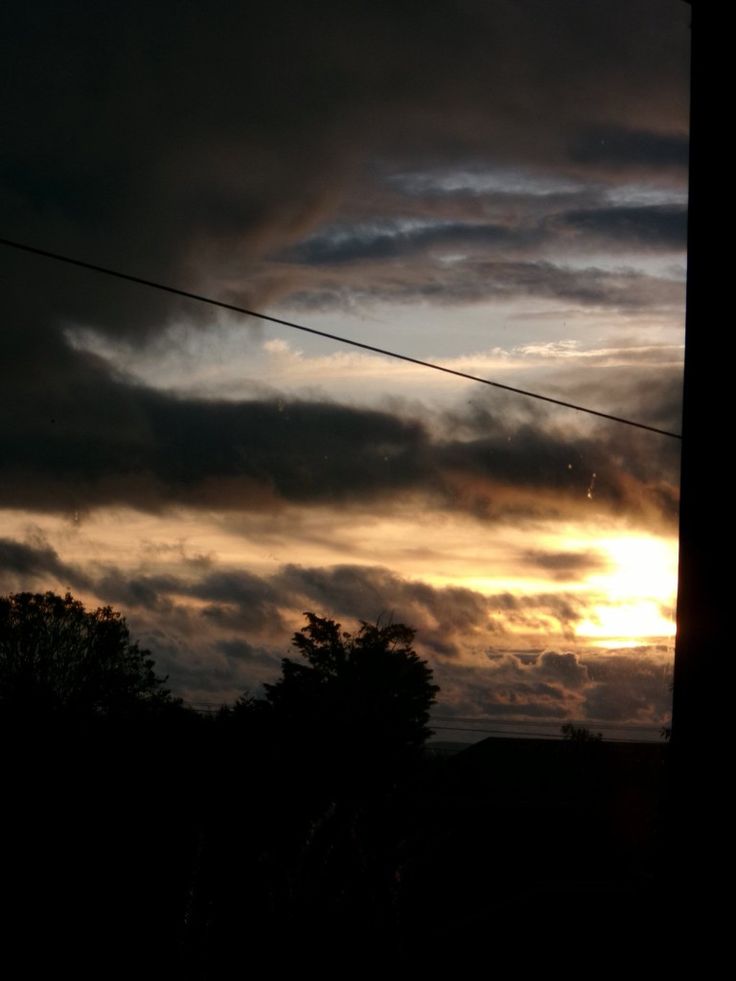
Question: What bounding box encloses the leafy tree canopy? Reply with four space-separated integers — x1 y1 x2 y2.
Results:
0 591 172 718
264 612 440 761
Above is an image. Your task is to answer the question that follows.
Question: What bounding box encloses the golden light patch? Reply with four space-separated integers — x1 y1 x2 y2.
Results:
0 505 680 653
574 534 678 647
590 535 678 600
576 602 676 647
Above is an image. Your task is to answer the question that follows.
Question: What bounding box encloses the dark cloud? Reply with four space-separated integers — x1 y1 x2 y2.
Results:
94 566 286 634
1 1 686 527
553 205 687 250
536 365 684 452
64 557 592 667
0 537 90 591
283 257 684 313
570 126 689 172
138 540 214 570
215 638 274 665
444 645 671 725
520 549 611 581
536 650 590 689
434 419 679 527
1 0 688 337
94 571 182 612
280 563 568 648
190 570 285 634
0 2 685 725
0 357 679 527
279 203 685 270
583 650 673 722
0 365 428 512
272 563 497 659
439 654 579 719
279 220 535 265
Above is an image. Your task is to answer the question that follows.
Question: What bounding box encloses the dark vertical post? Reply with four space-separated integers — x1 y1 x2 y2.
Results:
670 1 727 956
671 3 726 762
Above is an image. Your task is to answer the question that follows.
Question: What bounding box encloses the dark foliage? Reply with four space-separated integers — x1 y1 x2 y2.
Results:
0 590 173 717
188 614 440 970
264 612 440 768
1 591 201 975
0 591 677 973
561 721 603 742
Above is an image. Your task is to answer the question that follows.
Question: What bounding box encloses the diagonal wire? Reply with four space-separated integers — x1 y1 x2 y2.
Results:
0 236 682 439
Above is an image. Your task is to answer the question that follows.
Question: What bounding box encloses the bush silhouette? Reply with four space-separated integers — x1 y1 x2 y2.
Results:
561 722 603 743
264 613 439 773
0 590 172 718
1 592 196 974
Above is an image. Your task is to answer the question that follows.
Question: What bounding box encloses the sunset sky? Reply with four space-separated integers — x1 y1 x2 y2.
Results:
0 0 689 735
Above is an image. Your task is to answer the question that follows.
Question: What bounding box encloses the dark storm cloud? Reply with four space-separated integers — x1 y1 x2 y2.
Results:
1 1 686 531
279 220 534 265
570 126 689 172
94 571 182 612
582 648 673 722
79 558 589 665
519 549 611 581
0 310 681 527
272 563 496 659
280 203 685 269
283 258 684 313
215 638 277 668
0 363 680 526
0 537 90 591
190 570 280 610
94 566 286 633
1 0 688 338
536 650 590 689
439 654 578 719
269 564 593 659
554 205 687 250
435 420 679 526
444 645 671 724
0 355 427 512
193 571 286 634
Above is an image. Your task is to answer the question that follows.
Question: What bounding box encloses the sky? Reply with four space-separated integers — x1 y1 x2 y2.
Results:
0 0 690 736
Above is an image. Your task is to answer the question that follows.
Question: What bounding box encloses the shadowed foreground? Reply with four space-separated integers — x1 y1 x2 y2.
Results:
0 594 710 973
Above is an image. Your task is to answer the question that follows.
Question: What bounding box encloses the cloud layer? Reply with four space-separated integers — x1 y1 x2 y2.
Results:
0 369 680 527
0 541 673 726
0 2 687 732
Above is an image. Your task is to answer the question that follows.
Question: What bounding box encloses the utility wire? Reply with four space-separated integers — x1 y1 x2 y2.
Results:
0 236 682 439
430 723 557 738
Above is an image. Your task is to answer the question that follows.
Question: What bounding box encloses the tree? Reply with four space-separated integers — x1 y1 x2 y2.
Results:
561 722 603 743
0 590 173 718
264 612 440 767
0 592 193 974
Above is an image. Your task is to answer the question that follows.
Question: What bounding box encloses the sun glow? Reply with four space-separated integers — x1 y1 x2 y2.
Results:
575 534 678 647
576 601 676 647
1 506 680 653
588 535 678 601
423 528 679 649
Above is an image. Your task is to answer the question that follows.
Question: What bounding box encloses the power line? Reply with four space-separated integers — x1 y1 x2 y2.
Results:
430 723 557 738
184 704 663 742
0 236 681 439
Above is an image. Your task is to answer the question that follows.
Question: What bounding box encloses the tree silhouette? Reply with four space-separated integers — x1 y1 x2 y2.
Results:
561 722 603 743
0 591 173 718
1 592 196 975
264 613 439 773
